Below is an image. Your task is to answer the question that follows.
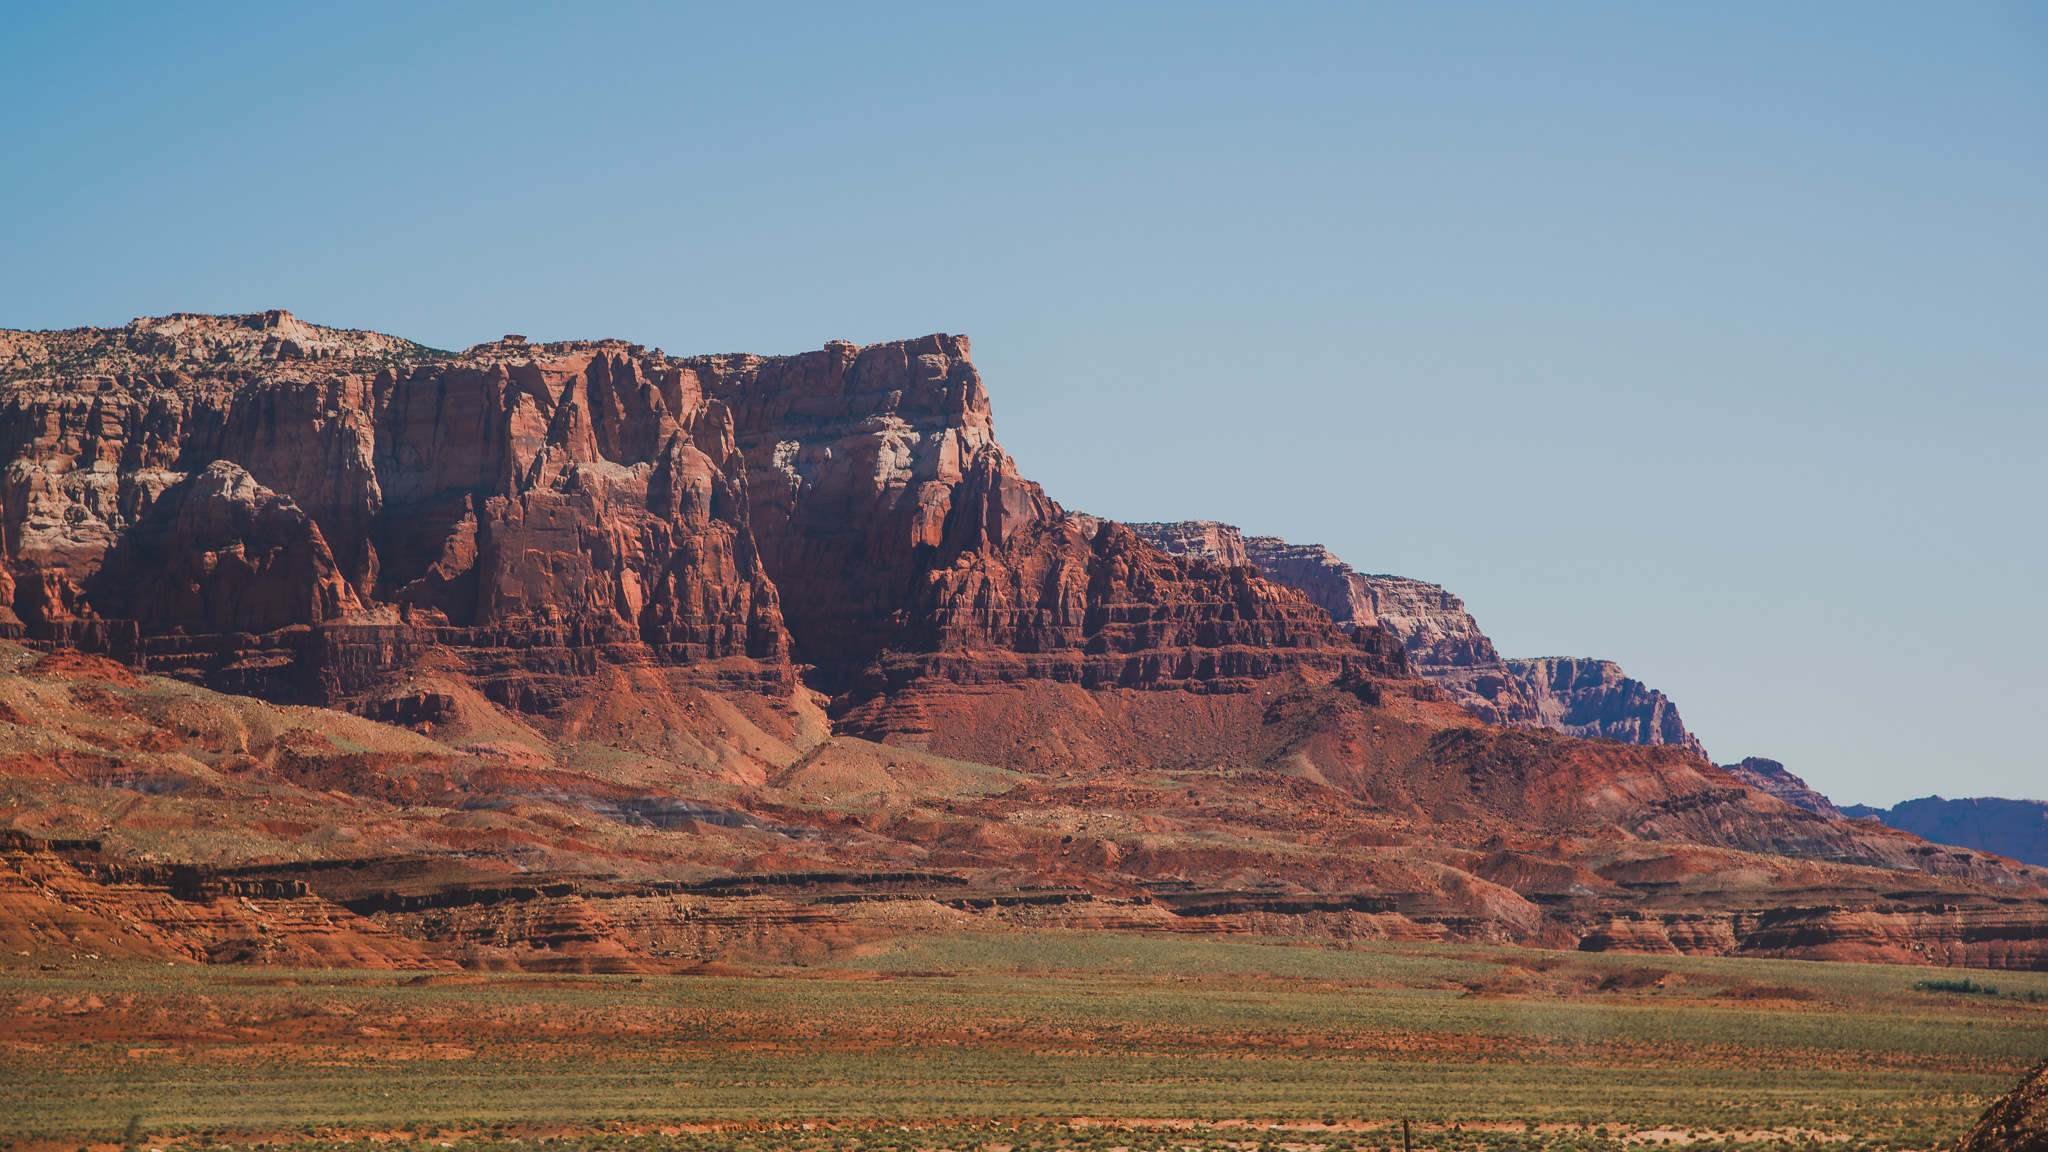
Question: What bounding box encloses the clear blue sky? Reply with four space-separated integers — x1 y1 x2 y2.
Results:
4 2 2042 806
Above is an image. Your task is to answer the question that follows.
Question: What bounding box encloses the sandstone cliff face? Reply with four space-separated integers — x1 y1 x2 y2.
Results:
1242 535 1374 624
1 312 792 710
1504 657 1707 759
1128 523 1545 729
671 335 1003 688
11 314 2047 976
677 344 1389 704
1125 521 1250 568
1349 574 1548 728
2 316 1402 727
1719 757 1843 819
1128 524 1724 762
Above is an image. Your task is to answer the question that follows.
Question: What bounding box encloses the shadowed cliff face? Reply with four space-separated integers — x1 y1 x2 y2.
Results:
675 335 1002 688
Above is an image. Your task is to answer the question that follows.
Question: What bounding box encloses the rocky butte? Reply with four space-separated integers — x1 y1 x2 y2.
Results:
1 311 2046 973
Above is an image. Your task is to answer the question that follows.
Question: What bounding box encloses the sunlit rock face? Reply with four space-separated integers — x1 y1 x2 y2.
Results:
0 312 789 706
7 314 2048 975
687 339 1395 704
1720 757 1844 819
0 316 1389 714
1127 522 1717 752
1504 657 1707 759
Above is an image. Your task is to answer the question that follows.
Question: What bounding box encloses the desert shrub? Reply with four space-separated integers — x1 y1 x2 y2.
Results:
1913 977 1997 995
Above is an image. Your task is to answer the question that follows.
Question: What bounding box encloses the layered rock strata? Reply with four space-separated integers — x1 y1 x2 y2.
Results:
1126 522 1712 755
1123 520 1249 568
1350 574 1544 728
680 343 1390 704
1 312 789 713
1128 522 1542 725
1 316 1397 725
12 313 2048 978
7 648 2048 972
1505 657 1708 759
1719 757 1844 819
5 598 2048 972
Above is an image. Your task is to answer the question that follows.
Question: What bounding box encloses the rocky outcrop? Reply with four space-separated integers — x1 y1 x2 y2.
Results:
1574 902 2048 969
1844 797 2048 868
679 341 1392 704
1124 520 1248 568
1504 657 1707 759
1719 757 1843 819
1350 574 1547 728
0 831 450 969
1957 1059 2048 1152
1126 523 1714 749
1127 523 1541 725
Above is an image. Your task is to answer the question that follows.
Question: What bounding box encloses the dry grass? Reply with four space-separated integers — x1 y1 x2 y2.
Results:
3 934 2041 1146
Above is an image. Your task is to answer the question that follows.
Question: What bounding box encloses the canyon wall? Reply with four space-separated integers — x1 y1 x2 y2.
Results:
1127 522 1709 754
1127 522 1540 725
1505 657 1708 759
0 316 1398 725
680 344 1392 706
1345 573 1544 728
1 312 790 714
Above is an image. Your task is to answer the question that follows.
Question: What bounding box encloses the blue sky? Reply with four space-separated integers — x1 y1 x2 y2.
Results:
3 2 2043 805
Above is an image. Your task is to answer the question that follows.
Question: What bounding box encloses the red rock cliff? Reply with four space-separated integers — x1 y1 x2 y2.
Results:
666 336 1398 704
0 312 787 707
1 316 1390 718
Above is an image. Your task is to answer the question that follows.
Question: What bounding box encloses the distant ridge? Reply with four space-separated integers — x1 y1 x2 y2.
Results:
1844 796 2048 868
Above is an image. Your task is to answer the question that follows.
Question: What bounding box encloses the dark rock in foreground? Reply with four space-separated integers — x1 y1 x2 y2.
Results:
1956 1059 2048 1152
